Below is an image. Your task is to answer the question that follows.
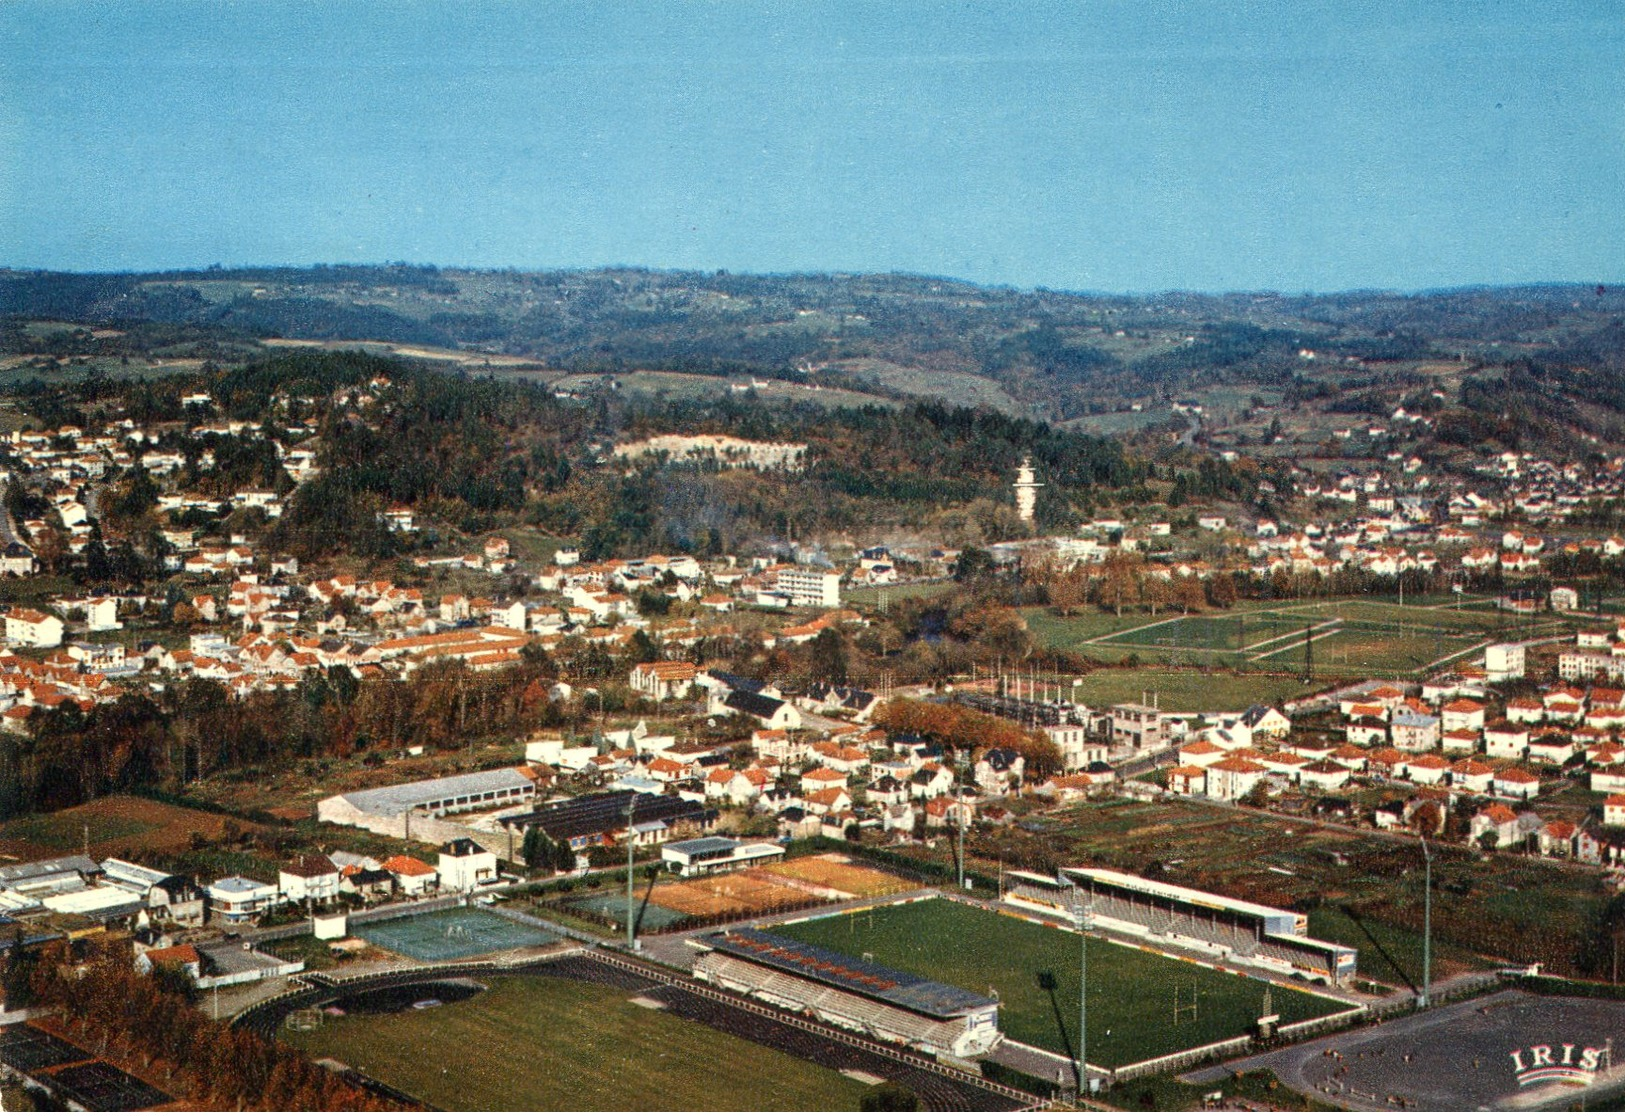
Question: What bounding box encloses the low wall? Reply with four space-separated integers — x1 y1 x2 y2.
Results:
1113 1035 1254 1082
316 799 513 860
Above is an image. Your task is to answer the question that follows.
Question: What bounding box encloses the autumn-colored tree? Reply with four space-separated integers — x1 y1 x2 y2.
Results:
874 698 1061 778
1095 552 1142 618
23 939 402 1111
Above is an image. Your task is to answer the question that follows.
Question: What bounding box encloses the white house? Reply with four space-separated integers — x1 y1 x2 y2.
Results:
629 661 698 702
1206 756 1266 802
1485 723 1530 759
207 876 280 924
4 608 63 649
1440 699 1486 734
84 597 120 632
382 855 438 895
278 854 341 905
1470 803 1521 848
438 838 498 892
1494 768 1541 801
1390 712 1441 753
1485 643 1526 682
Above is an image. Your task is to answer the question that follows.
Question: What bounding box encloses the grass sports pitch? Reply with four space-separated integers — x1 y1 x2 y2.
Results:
1033 596 1563 678
355 907 557 961
288 974 868 1111
773 898 1349 1069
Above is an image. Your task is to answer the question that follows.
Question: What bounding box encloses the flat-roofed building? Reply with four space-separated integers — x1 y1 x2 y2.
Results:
1109 703 1167 750
661 836 785 877
774 567 841 608
206 875 280 924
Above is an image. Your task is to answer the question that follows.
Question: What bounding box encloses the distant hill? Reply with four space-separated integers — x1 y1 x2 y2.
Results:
3 265 1623 437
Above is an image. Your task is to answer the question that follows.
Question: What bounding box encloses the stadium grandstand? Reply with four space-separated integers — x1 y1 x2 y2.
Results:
1002 867 1355 987
692 927 1001 1058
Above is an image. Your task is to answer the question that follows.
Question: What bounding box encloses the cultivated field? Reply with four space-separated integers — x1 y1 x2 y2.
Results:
845 581 955 609
0 795 258 861
287 974 869 1111
773 898 1348 1069
551 369 897 411
1063 669 1316 714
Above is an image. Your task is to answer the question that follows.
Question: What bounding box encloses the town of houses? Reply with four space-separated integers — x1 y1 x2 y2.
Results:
7 385 1625 958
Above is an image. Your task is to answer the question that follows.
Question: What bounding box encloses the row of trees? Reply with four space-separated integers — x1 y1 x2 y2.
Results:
0 645 604 821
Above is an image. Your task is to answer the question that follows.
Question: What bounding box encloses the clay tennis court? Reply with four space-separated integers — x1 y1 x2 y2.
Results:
763 854 914 898
647 856 915 918
651 872 812 918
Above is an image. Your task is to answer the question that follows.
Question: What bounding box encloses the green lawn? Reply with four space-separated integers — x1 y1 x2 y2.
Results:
1099 614 1258 651
288 974 869 1111
845 581 954 609
0 811 156 848
1252 625 1485 674
1306 906 1488 989
1065 669 1316 713
1024 597 1542 679
773 899 1347 1069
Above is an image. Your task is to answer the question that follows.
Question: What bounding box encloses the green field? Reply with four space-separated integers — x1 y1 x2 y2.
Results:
288 974 869 1111
773 899 1348 1069
1065 669 1316 713
1251 624 1483 674
845 581 955 609
1306 906 1486 989
1099 614 1266 651
1027 596 1562 679
0 810 156 848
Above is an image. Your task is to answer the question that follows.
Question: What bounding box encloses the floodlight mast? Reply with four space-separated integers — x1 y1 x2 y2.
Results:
1074 890 1093 1098
627 796 637 951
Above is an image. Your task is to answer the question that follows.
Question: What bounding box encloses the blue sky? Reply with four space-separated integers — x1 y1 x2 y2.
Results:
2 1 1621 292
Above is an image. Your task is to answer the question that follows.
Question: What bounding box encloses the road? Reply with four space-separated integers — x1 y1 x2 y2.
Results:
1176 411 1201 447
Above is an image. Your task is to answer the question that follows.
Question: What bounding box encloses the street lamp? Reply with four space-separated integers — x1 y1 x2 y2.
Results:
1417 833 1432 1009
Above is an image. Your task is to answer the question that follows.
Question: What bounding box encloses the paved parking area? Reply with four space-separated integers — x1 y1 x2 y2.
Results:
1219 990 1625 1110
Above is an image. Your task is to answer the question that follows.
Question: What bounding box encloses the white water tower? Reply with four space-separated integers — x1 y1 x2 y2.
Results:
1013 457 1043 523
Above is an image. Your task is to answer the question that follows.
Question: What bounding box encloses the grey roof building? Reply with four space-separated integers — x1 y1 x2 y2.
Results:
319 767 536 823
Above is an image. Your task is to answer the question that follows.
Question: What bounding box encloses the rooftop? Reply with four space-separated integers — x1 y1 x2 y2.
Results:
704 927 996 1020
337 767 533 816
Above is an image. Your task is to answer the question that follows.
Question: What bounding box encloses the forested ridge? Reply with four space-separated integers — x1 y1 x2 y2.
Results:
6 266 1624 426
